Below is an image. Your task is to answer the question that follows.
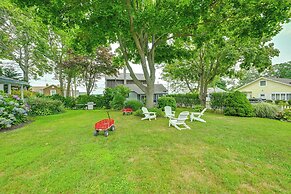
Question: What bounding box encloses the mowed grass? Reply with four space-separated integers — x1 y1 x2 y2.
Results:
0 109 290 193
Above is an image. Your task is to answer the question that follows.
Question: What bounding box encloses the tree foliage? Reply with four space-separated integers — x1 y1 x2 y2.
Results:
268 61 291 79
12 0 291 107
0 1 52 82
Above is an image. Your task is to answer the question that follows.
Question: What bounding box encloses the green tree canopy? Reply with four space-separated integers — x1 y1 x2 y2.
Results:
12 0 291 107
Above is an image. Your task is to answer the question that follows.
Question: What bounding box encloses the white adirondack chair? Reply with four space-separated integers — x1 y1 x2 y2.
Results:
169 111 190 130
164 106 175 119
141 107 157 121
190 108 207 123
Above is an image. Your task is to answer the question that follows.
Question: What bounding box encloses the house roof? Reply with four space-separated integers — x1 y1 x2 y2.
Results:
267 77 291 85
31 85 59 90
106 73 145 81
126 84 168 95
0 76 28 85
237 77 291 90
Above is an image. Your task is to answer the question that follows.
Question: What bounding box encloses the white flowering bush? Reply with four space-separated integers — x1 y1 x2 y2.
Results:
0 92 29 129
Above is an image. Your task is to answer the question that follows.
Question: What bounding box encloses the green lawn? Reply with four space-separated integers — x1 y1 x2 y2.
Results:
0 109 290 193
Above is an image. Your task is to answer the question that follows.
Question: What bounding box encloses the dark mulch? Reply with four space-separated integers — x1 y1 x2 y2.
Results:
0 119 34 132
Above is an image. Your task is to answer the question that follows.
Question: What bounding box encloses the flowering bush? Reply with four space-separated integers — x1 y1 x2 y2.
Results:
0 93 29 129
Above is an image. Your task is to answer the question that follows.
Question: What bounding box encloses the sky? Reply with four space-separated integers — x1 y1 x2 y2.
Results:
271 22 291 64
2 22 291 93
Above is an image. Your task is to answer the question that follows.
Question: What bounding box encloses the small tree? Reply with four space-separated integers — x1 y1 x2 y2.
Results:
107 85 130 110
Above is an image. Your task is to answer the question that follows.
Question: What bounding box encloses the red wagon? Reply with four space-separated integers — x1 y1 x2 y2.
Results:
94 112 115 137
122 108 133 115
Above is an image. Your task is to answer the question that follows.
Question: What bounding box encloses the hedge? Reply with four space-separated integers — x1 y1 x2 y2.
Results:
210 92 228 110
27 97 65 116
75 95 105 108
167 93 200 107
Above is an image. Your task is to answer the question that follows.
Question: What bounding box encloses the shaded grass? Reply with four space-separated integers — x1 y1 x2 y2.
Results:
0 109 290 193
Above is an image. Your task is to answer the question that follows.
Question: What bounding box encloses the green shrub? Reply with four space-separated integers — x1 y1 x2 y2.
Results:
11 90 37 98
157 96 177 110
75 95 104 109
50 94 65 102
27 97 64 116
210 92 228 110
252 103 280 119
275 100 287 105
192 104 204 112
103 86 130 109
224 91 254 117
103 88 114 109
64 97 76 108
167 93 200 107
282 108 291 122
288 100 291 106
134 107 164 117
110 93 126 110
124 100 143 111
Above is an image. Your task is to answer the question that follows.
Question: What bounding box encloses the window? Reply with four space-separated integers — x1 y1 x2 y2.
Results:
260 94 265 99
50 89 57 96
260 80 266 86
272 93 291 100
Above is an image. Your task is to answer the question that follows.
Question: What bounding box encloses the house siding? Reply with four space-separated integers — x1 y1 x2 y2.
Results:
238 78 291 100
43 86 62 96
127 92 138 101
106 80 146 88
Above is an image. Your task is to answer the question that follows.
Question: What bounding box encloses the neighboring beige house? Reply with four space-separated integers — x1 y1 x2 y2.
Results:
237 77 291 101
31 84 80 97
31 85 63 96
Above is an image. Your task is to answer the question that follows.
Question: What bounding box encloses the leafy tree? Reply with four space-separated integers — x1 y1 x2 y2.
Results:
268 61 291 79
47 29 72 96
61 51 83 97
0 2 51 82
164 37 279 105
14 0 291 107
236 67 262 88
0 65 21 79
79 47 119 95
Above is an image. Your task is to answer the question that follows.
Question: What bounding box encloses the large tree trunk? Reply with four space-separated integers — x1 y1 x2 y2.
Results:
145 83 155 108
22 67 29 82
199 73 207 107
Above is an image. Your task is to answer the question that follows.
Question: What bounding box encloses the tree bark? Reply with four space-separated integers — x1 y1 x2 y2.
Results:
58 66 64 96
66 76 72 97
